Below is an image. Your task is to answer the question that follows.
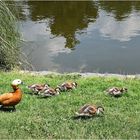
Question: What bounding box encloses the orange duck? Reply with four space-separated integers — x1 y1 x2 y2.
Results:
57 82 77 92
0 79 23 111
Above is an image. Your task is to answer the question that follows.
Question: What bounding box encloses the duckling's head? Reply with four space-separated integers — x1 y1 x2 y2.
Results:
96 106 104 115
56 85 65 91
44 84 50 89
12 79 23 86
55 87 61 93
121 88 127 93
72 82 78 87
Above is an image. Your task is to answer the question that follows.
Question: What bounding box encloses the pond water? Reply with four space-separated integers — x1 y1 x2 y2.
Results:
15 1 140 74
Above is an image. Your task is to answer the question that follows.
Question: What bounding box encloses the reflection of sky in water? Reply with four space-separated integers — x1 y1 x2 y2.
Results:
97 10 140 41
21 7 140 73
21 20 71 71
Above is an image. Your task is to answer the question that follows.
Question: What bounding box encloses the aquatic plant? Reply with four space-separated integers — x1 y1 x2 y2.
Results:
0 1 20 70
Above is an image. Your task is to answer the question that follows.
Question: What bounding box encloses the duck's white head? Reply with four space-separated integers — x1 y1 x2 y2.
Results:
12 79 23 86
96 106 104 115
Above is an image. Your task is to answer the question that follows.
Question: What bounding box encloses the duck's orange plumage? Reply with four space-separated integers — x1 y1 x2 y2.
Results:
0 79 23 110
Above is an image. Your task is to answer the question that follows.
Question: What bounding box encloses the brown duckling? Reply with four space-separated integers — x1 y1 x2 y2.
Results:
106 87 127 97
39 87 60 97
57 81 77 92
28 83 50 94
75 104 104 117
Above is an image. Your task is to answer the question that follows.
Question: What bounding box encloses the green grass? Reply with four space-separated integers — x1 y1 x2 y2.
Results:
0 71 140 139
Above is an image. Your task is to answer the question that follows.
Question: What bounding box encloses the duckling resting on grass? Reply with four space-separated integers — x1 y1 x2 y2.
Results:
0 79 23 111
57 81 77 92
106 87 127 97
28 83 50 95
75 104 104 117
39 87 60 97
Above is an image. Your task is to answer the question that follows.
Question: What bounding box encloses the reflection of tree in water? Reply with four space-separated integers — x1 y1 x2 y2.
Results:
98 1 140 21
27 1 98 49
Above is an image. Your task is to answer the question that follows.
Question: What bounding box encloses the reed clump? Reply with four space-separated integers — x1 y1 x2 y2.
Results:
0 1 20 70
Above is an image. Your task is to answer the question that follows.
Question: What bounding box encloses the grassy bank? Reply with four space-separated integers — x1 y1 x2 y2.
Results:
0 71 140 139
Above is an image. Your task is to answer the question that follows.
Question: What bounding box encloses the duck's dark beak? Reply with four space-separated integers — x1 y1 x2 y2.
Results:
21 82 27 86
21 81 24 85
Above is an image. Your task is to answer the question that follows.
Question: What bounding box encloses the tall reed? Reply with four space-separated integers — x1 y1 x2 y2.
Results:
0 1 20 70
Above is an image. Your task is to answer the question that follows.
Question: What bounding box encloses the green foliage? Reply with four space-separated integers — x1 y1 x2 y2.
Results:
0 72 140 139
0 1 20 70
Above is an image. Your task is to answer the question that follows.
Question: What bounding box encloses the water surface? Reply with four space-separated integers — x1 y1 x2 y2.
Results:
15 1 140 74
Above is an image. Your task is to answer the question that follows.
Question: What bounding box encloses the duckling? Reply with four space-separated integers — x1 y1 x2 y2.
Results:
75 104 104 117
106 87 127 97
0 79 23 111
28 83 50 94
39 87 60 97
57 82 77 92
